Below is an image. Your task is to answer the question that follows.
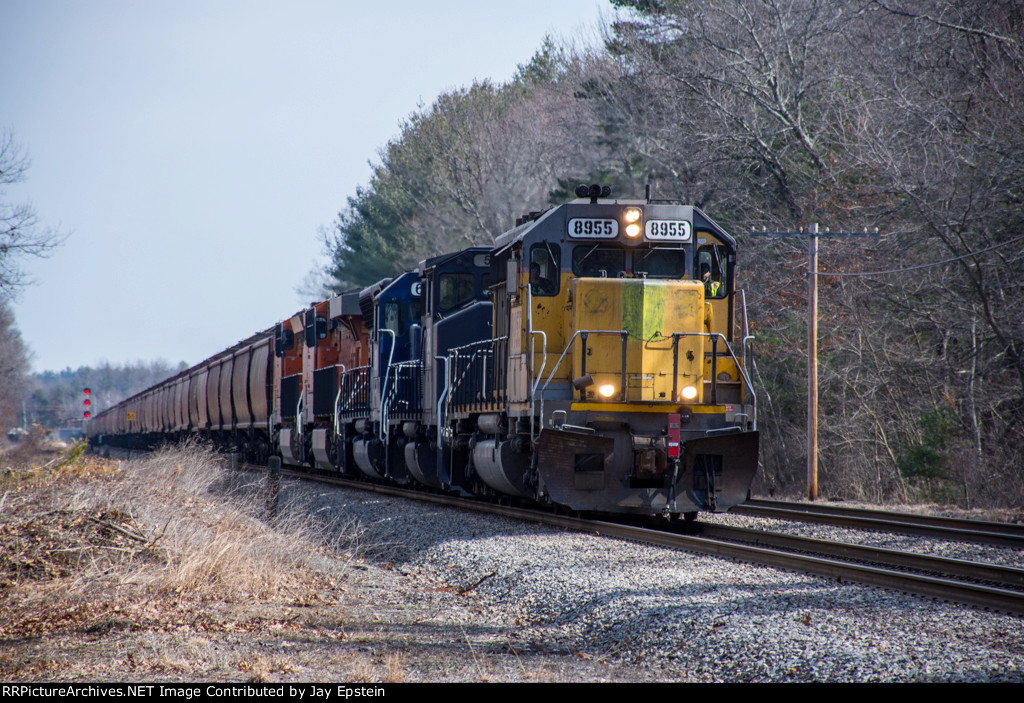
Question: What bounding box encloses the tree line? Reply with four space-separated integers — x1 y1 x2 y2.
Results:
316 0 1024 508
26 361 188 428
1 128 65 434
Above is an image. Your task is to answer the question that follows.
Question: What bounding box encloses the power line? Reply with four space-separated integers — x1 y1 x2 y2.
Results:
819 233 1024 277
746 224 1022 499
751 230 1024 278
750 224 881 502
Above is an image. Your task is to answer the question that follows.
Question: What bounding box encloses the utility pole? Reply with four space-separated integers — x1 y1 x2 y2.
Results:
807 224 819 500
752 224 878 501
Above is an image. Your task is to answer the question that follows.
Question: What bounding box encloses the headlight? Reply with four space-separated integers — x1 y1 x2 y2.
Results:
598 384 616 398
681 385 698 400
623 208 641 238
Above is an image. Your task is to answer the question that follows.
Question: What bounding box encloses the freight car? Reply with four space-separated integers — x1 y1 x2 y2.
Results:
88 187 759 518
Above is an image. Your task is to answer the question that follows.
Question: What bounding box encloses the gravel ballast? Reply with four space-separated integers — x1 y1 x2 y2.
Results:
277 477 1024 683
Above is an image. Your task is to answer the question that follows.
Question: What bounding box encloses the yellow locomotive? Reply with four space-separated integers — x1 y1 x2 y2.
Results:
445 185 758 517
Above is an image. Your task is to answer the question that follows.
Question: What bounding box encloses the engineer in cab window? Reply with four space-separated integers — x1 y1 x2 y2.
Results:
701 263 720 297
530 263 555 296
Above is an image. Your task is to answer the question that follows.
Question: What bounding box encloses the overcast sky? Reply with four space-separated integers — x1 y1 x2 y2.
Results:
1 0 609 372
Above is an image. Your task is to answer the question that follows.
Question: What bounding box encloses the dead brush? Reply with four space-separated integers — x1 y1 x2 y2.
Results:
1 440 361 680
157 509 324 598
144 438 229 497
52 441 347 601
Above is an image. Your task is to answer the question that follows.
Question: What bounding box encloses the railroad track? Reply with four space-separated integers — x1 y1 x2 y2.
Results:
699 523 1024 590
733 498 1024 548
274 466 1024 617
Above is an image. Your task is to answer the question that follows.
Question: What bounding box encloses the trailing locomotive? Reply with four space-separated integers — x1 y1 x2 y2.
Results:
87 187 759 518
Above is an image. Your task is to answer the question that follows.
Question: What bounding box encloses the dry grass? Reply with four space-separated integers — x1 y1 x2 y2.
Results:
100 442 343 599
0 440 647 683
16 440 346 601
0 440 356 680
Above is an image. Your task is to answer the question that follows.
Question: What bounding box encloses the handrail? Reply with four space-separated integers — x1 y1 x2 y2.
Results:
340 365 371 411
538 328 624 437
672 331 756 409
377 329 396 442
446 336 508 356
443 337 509 422
737 288 757 431
332 363 347 436
447 345 485 408
539 328 627 393
525 279 539 445
535 328 755 414
386 359 422 413
435 354 450 484
529 330 548 397
739 288 751 341
738 288 755 389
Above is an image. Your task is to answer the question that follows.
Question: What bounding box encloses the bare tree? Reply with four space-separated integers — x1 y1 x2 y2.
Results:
601 0 874 224
1 129 67 296
860 0 1024 505
0 298 31 430
600 0 1024 505
394 56 615 259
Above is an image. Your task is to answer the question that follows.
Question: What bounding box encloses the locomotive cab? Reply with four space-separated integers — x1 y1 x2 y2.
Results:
415 248 494 490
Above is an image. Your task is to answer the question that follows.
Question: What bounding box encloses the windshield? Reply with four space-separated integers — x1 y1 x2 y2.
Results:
572 246 625 277
633 248 689 279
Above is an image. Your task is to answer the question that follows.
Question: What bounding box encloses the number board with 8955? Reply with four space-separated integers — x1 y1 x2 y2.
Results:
567 218 618 238
645 220 691 241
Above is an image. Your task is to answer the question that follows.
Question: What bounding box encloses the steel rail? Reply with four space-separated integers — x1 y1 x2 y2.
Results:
278 468 1024 616
732 501 1024 549
698 523 1024 590
743 498 1024 537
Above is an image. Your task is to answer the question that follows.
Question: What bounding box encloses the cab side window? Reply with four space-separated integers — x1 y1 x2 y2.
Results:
382 301 403 332
696 244 728 299
529 244 560 296
439 273 475 310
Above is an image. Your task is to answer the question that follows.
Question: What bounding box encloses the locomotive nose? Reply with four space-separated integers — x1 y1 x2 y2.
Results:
566 277 706 403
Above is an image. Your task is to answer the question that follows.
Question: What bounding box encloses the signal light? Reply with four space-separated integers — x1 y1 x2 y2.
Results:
83 387 92 419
